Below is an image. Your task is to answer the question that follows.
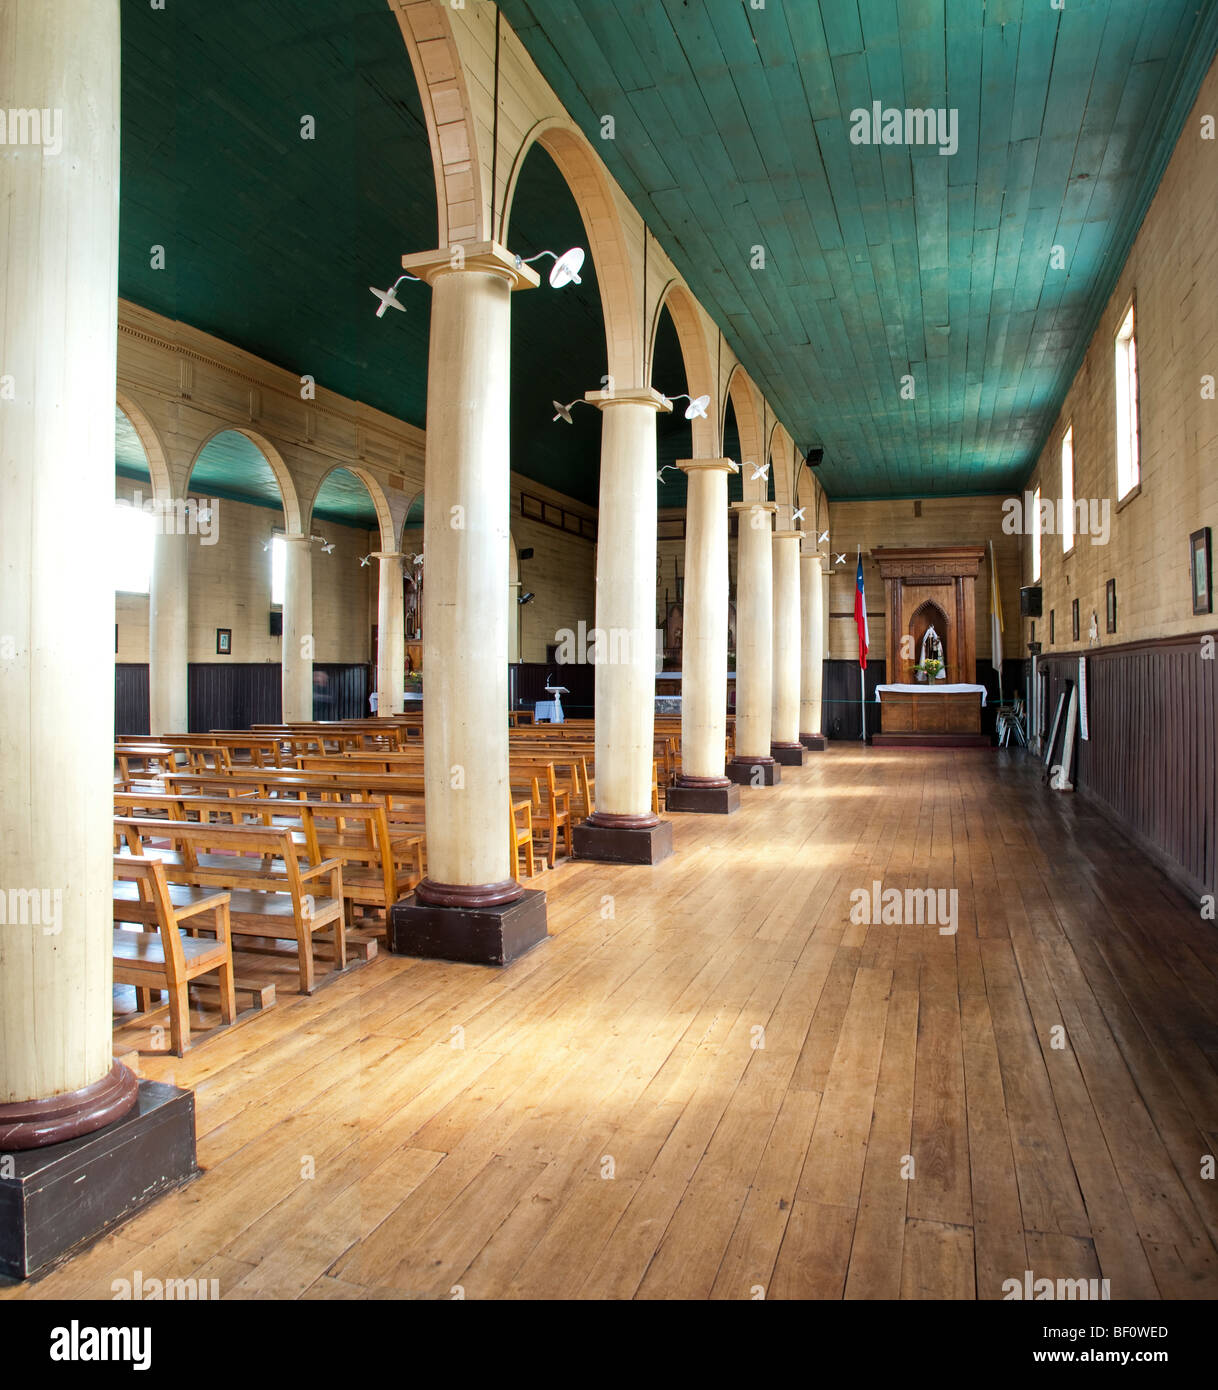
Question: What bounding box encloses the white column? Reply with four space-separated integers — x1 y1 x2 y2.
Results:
281 534 313 722
376 553 405 717
771 531 802 753
0 0 139 1146
800 548 827 746
675 459 736 783
402 243 537 905
585 388 671 825
729 502 777 767
149 527 189 734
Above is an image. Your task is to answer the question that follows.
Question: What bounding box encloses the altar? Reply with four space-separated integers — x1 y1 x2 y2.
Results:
874 683 987 735
871 545 989 744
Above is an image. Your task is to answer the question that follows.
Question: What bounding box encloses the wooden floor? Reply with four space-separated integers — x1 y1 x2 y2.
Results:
8 746 1218 1300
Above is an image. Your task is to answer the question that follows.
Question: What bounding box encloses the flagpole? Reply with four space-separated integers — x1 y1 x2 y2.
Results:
857 544 867 743
861 662 866 742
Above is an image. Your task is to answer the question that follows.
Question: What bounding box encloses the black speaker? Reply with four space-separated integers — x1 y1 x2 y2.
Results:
806 447 824 466
1020 585 1042 617
269 610 283 637
518 547 534 561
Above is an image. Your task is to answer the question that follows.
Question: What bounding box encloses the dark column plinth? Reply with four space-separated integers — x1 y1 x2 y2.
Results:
573 816 674 864
771 742 805 767
726 757 781 787
388 888 548 966
800 733 828 751
0 1079 197 1281
666 780 741 815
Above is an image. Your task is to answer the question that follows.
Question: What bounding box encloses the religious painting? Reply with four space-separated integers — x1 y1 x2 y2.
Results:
1106 578 1117 634
1191 527 1212 615
216 628 231 655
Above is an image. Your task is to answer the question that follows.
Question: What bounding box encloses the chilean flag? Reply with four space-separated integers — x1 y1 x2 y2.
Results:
854 549 869 669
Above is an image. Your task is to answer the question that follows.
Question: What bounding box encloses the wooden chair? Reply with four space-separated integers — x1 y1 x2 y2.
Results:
511 792 535 881
112 855 238 1055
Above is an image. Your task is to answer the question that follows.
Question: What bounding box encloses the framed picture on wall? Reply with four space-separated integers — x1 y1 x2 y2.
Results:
216 628 232 656
1106 578 1117 634
1191 527 1212 615
1049 609 1055 644
1071 598 1080 642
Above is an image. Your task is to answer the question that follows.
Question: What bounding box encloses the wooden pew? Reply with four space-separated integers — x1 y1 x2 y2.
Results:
115 790 424 925
114 817 346 995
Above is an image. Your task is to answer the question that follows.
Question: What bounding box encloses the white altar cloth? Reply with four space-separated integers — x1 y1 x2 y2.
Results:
874 683 987 707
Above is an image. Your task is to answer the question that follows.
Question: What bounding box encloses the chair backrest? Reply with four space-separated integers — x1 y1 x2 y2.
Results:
113 854 187 979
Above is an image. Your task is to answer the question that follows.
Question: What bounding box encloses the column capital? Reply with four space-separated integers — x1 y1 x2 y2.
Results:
729 501 778 514
369 551 406 561
584 386 672 412
401 241 541 291
677 457 739 474
281 532 312 543
773 529 803 540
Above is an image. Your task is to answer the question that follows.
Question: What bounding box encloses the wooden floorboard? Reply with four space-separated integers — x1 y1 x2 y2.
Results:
7 745 1218 1300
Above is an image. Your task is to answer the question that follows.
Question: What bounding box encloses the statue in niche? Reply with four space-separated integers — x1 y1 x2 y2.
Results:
919 625 946 679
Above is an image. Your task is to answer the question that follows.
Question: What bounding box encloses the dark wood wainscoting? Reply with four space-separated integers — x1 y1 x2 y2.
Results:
188 664 281 732
1039 635 1217 900
115 664 150 736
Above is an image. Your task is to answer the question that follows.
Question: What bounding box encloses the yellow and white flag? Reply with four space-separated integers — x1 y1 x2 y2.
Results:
989 538 1004 686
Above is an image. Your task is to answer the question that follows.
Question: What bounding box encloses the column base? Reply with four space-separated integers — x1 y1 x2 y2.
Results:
573 817 674 864
666 779 741 815
800 733 828 751
388 888 548 966
771 742 806 767
0 1079 197 1281
726 758 781 787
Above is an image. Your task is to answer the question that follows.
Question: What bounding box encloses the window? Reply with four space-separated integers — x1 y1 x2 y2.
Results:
1061 426 1074 552
271 533 286 605
113 503 157 594
1114 303 1139 499
1031 484 1042 582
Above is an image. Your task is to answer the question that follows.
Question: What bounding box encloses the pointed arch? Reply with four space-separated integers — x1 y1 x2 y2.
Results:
502 117 641 386
723 365 764 479
187 427 302 535
308 465 396 553
649 281 717 458
387 0 487 246
116 390 173 501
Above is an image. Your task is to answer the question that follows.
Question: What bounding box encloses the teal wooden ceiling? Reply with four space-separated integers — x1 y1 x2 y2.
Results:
120 0 436 433
498 0 1218 498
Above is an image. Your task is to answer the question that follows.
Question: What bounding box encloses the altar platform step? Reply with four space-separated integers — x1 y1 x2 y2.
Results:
872 732 993 749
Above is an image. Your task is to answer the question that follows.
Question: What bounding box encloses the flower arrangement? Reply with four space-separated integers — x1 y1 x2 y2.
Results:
915 658 944 680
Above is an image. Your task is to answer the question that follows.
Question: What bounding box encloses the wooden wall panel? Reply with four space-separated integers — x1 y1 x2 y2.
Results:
1039 637 1217 900
115 664 150 736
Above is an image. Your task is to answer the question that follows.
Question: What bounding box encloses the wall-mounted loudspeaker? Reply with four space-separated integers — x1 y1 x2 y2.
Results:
269 611 283 637
1020 586 1043 617
806 448 824 466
